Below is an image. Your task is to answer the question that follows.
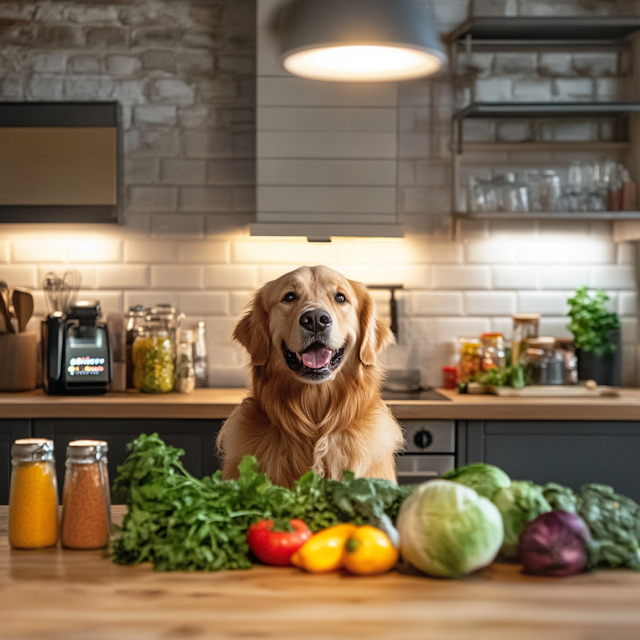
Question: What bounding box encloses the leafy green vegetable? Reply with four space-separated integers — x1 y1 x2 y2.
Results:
397 480 503 578
471 365 528 389
441 463 511 500
492 481 552 559
576 484 640 570
111 433 413 572
567 286 620 357
543 482 578 514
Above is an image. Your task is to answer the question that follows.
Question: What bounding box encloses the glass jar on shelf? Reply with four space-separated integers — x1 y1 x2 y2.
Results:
60 440 110 550
9 438 58 549
125 305 147 389
132 327 174 393
174 329 196 394
511 313 540 367
480 333 506 371
457 337 483 382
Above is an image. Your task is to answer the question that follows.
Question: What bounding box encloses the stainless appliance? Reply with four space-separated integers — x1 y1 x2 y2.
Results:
42 301 112 395
396 420 455 485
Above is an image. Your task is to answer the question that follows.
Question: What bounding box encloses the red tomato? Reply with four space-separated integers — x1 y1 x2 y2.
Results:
246 519 312 566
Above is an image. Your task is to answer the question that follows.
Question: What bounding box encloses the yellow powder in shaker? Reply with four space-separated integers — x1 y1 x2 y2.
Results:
9 461 58 549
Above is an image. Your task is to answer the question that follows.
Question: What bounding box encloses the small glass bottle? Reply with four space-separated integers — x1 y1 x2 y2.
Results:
193 321 208 388
174 329 196 394
132 327 174 393
511 314 540 367
125 306 147 389
457 337 483 382
480 333 506 371
9 438 58 549
61 440 111 550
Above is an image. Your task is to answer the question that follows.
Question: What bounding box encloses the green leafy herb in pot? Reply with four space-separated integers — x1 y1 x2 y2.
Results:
566 286 620 357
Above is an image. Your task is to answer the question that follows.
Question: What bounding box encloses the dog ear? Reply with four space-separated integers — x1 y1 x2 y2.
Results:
356 284 394 366
233 289 271 366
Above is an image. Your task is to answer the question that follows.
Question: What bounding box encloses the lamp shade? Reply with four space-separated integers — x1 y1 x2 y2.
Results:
279 0 446 82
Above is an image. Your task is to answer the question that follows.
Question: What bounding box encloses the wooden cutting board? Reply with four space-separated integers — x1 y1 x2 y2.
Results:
486 385 620 397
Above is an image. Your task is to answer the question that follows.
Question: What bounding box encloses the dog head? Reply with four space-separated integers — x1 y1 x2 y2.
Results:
234 265 393 384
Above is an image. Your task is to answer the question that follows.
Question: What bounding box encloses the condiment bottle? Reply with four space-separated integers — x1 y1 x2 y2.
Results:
480 333 506 371
457 337 482 382
9 438 58 549
125 306 146 389
60 440 111 550
511 314 540 367
193 321 209 388
174 329 196 394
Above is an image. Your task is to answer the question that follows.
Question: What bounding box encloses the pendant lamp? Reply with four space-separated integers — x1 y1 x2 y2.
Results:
278 0 446 82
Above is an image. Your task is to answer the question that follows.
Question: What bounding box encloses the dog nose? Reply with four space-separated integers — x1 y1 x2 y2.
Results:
299 309 332 333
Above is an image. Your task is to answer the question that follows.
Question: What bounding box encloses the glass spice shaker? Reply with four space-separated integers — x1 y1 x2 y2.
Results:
174 329 196 394
9 438 58 549
193 321 209 388
60 440 111 550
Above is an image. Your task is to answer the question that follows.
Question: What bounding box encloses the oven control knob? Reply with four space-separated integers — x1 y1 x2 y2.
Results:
413 429 433 449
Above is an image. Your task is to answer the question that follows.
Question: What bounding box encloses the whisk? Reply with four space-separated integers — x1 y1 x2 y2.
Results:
43 270 82 314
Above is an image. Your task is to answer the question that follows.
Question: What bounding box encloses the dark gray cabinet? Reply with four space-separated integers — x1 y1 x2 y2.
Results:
0 420 31 505
457 421 640 502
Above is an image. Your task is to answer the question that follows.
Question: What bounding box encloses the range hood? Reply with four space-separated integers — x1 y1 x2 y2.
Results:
0 102 121 224
254 0 404 242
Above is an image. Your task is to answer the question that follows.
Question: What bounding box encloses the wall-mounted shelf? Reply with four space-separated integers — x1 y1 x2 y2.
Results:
462 141 632 152
454 211 640 221
455 101 640 120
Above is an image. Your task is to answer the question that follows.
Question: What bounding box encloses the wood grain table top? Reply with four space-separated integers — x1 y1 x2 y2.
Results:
1 506 640 640
3 387 640 420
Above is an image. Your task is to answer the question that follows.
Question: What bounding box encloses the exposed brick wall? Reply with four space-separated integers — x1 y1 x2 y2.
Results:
0 0 638 387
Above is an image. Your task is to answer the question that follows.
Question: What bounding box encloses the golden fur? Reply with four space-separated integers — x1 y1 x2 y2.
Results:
217 265 404 487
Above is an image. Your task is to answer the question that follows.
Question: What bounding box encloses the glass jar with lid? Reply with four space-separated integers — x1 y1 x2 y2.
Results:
526 337 566 385
457 337 483 382
480 333 506 371
512 314 540 366
9 438 58 549
126 305 147 389
174 329 196 394
61 440 110 550
132 327 174 393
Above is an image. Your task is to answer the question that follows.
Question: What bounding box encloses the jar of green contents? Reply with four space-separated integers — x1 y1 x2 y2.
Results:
132 329 174 393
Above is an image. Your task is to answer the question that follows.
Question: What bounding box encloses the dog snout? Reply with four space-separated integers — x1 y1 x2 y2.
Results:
299 309 332 334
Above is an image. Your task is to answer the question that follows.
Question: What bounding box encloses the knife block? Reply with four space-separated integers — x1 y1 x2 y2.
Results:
0 331 38 391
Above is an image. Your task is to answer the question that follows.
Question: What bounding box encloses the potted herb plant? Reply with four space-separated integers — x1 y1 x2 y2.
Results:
566 286 622 386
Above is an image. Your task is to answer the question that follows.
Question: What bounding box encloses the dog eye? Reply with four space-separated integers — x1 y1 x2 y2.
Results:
334 293 347 304
283 292 297 303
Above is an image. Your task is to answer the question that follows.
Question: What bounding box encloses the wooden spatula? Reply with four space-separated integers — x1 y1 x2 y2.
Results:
12 288 34 333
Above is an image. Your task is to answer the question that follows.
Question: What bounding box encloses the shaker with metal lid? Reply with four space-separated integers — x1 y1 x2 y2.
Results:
61 440 111 550
9 438 58 549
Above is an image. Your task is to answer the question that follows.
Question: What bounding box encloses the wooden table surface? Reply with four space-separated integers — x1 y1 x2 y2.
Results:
3 387 640 420
1 507 640 640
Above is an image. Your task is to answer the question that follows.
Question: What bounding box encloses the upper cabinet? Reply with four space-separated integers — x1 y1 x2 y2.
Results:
253 0 404 241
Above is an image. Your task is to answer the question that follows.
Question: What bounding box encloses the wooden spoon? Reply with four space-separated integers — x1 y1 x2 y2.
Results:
12 288 34 332
0 290 14 333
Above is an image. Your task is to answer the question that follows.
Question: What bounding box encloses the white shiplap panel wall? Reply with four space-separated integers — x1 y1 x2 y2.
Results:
254 0 403 239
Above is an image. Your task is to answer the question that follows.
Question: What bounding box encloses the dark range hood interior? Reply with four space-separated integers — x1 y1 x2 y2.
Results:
0 102 122 224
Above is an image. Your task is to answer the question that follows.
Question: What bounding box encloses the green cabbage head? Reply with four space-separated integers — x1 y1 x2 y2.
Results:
441 463 511 500
397 479 504 578
492 480 552 559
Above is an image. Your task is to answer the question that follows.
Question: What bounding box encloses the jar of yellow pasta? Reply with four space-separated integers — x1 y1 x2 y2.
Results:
9 438 58 549
132 328 174 393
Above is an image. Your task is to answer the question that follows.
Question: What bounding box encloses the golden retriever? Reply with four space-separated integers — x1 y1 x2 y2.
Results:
217 265 404 487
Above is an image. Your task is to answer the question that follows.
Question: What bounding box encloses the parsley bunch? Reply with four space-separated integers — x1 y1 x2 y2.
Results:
111 433 413 572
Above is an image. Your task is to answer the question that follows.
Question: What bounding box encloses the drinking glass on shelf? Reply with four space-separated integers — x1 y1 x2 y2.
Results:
540 170 562 212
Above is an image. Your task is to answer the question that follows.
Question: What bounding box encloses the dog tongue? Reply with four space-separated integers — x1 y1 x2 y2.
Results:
301 348 332 369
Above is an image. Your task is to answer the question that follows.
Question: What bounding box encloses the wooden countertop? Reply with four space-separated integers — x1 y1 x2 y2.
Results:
2 388 640 421
1 507 640 640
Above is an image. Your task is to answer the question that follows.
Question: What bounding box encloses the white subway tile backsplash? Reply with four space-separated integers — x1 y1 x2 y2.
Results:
518 291 569 315
208 366 248 388
151 213 205 238
96 265 148 289
205 265 257 289
178 291 229 315
435 317 492 343
539 266 590 290
231 291 253 315
619 292 637 317
11 239 65 263
123 290 178 312
0 265 38 289
178 241 230 264
538 316 572 338
432 266 491 290
465 291 517 315
0 240 8 263
335 240 411 265
124 240 178 264
150 265 204 289
465 240 517 265
590 266 636 290
233 240 337 264
66 237 122 263
411 292 463 316
79 290 123 314
38 265 96 290
204 317 238 345
492 266 539 290
517 240 615 265
621 318 638 344
617 243 636 265
490 317 514 340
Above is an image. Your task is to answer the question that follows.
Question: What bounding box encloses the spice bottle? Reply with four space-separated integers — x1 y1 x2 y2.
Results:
125 306 147 389
60 440 111 550
174 329 196 394
9 438 58 549
193 321 208 388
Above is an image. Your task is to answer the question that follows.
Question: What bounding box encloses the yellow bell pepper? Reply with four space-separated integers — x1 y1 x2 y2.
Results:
342 525 399 575
291 524 356 574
